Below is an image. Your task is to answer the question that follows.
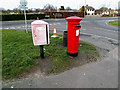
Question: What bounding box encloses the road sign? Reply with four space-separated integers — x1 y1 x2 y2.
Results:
20 0 28 6
19 5 28 9
19 0 28 33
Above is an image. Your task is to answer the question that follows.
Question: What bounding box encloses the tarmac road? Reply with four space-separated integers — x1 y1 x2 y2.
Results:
2 17 118 39
2 17 119 88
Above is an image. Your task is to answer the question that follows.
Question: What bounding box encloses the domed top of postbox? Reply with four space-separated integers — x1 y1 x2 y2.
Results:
66 16 82 22
31 20 48 25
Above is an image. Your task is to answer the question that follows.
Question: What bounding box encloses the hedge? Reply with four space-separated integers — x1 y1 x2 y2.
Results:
1 14 45 21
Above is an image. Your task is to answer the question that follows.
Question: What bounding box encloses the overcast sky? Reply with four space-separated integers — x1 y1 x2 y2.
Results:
0 0 119 10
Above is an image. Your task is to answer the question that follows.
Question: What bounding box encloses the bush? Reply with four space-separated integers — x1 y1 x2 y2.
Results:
1 14 45 21
101 14 109 17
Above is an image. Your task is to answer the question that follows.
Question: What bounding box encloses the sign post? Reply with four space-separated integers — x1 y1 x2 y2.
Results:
40 45 44 58
20 0 28 33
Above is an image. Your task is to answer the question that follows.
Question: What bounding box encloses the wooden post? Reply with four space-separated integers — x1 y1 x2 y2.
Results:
40 45 44 58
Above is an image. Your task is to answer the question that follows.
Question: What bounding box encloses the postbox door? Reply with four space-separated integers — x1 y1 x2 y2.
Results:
32 25 47 45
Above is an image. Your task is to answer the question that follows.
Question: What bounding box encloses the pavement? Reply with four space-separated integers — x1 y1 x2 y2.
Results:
1 17 119 88
2 46 118 88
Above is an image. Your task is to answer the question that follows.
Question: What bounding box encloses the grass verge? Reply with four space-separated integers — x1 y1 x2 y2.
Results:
109 20 120 27
2 30 99 80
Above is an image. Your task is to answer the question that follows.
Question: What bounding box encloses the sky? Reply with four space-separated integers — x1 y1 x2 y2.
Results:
0 0 119 10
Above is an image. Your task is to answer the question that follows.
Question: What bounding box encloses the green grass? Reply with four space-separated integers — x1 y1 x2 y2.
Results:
2 30 39 79
2 30 99 79
109 20 120 27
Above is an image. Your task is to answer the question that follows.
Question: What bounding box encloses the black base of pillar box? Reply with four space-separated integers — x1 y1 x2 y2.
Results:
67 52 78 57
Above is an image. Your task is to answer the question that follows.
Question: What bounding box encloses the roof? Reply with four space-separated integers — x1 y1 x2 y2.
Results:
31 20 48 25
85 5 95 10
66 16 82 22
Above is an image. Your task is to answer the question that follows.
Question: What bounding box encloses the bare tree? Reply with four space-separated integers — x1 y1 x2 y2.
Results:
66 7 72 10
27 9 33 13
43 4 57 11
6 9 12 14
13 8 21 13
35 8 41 13
99 7 108 11
80 6 85 11
80 6 87 15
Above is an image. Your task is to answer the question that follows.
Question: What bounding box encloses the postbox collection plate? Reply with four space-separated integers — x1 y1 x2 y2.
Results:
76 30 80 36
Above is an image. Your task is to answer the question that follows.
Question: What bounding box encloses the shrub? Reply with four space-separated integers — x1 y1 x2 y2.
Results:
101 14 109 17
1 14 45 21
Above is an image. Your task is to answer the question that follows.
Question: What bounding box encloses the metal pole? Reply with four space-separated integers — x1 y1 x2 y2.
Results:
55 14 56 19
84 0 86 17
40 45 44 58
24 4 28 33
84 6 85 17
85 0 86 5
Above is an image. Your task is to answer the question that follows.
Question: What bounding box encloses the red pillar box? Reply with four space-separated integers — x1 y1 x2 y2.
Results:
66 16 82 57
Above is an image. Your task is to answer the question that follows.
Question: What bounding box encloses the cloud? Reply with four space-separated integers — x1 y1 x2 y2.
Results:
0 0 119 10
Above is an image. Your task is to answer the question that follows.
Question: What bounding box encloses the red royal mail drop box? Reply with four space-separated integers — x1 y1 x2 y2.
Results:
66 16 82 57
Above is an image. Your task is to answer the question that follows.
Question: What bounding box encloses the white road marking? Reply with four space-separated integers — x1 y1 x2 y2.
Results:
62 29 117 42
81 32 118 42
11 86 14 88
83 73 86 76
53 23 56 25
108 20 115 22
105 22 109 26
57 23 60 24
93 27 118 33
105 20 117 26
83 21 86 23
16 27 21 28
4 28 9 29
82 29 86 30
50 23 65 26
10 27 15 29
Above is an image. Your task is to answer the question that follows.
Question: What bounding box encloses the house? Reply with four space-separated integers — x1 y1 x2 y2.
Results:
102 10 109 15
85 5 95 15
98 7 110 15
110 9 119 16
95 7 111 16
95 7 119 17
95 9 103 15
